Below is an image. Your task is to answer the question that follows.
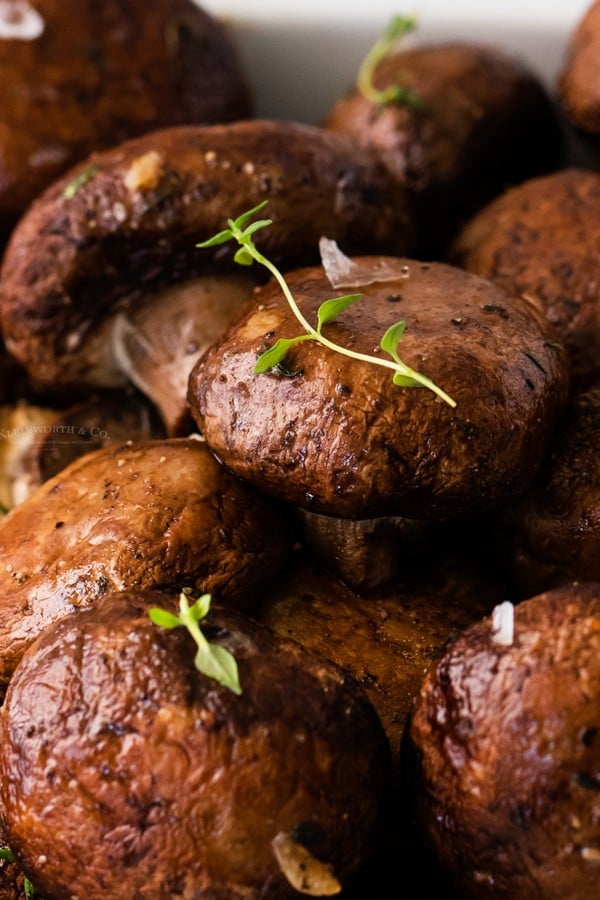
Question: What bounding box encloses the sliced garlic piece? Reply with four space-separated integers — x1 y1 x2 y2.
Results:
271 831 341 896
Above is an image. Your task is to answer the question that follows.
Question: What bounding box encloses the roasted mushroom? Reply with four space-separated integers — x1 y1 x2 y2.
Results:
407 582 600 899
188 251 568 591
449 167 600 389
0 591 391 898
0 120 415 433
0 0 251 242
558 0 600 137
323 39 562 257
0 437 292 695
494 384 600 596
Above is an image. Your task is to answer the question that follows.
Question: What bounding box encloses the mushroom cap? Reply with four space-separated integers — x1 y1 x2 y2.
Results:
0 120 416 395
558 0 600 135
323 41 562 257
189 256 569 519
407 582 600 899
0 0 251 237
0 592 391 898
449 167 600 389
0 437 292 695
499 384 600 595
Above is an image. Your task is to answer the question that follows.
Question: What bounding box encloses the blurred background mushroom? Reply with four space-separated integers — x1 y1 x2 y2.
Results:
449 167 600 392
0 0 252 244
323 34 563 258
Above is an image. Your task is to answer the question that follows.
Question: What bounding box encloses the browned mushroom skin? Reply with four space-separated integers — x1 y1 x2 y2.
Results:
449 167 600 388
258 549 509 764
558 0 600 136
0 438 292 696
496 384 600 596
0 120 416 397
0 0 251 241
407 582 600 899
189 257 569 520
0 592 391 899
323 42 563 257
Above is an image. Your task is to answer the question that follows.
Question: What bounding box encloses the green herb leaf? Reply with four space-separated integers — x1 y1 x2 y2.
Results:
254 336 310 374
148 608 181 629
62 164 99 200
316 294 362 333
229 199 270 231
195 641 242 696
233 246 255 266
24 877 36 900
189 593 212 621
380 320 407 355
0 847 15 861
149 592 242 695
196 228 233 248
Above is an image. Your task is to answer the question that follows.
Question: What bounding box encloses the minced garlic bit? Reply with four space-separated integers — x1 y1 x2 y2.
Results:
0 1 44 40
491 600 515 647
271 831 342 896
124 150 164 193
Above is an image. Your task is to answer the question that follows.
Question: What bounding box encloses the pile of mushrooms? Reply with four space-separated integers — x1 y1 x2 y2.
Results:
0 4 599 899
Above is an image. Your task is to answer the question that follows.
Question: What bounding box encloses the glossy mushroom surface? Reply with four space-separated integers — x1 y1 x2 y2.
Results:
0 592 391 899
407 582 600 899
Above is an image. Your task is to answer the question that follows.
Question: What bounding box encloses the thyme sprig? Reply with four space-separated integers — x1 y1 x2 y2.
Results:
149 591 241 695
357 15 424 109
197 202 456 407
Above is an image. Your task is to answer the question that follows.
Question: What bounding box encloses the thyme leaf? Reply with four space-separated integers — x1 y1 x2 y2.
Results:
149 592 241 695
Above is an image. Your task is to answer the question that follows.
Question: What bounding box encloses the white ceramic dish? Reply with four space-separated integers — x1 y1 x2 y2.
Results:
201 0 592 123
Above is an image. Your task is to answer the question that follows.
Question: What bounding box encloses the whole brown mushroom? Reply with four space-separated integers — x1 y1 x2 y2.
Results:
407 582 600 899
449 167 600 389
188 251 569 589
0 0 251 241
0 591 391 899
323 40 562 257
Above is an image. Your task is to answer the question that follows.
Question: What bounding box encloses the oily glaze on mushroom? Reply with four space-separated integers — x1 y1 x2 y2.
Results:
407 582 600 900
0 0 251 242
0 437 292 695
323 40 562 257
0 591 391 899
0 120 416 433
449 167 600 389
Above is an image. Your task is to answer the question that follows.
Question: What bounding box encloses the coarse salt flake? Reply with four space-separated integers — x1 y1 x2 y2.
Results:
0 1 44 40
491 600 514 646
